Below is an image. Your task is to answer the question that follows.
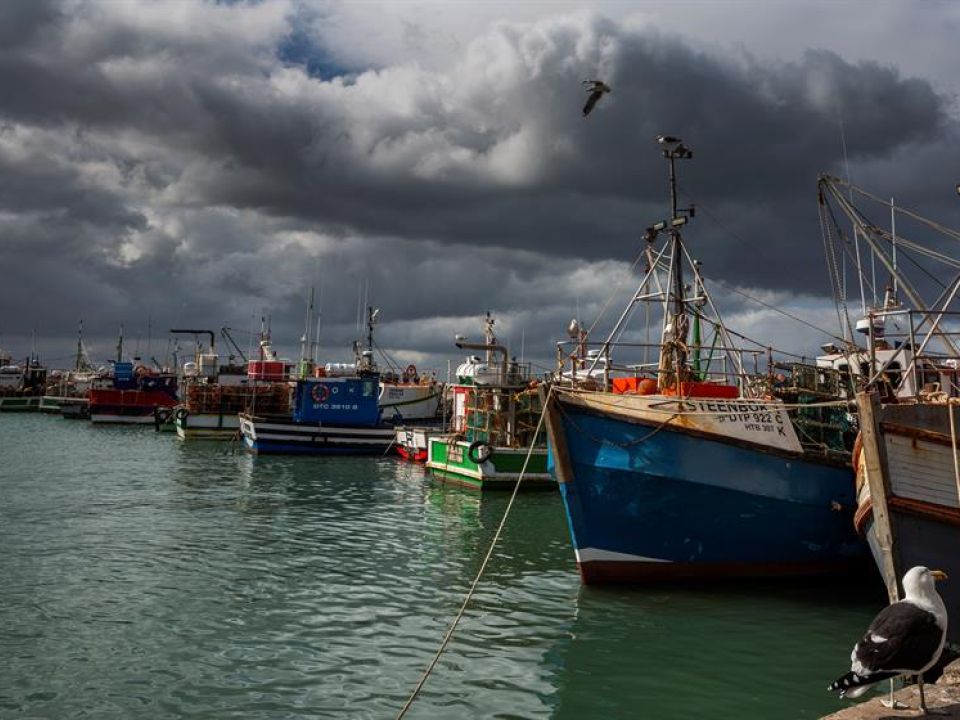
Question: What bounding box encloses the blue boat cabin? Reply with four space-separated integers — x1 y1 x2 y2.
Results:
292 376 381 426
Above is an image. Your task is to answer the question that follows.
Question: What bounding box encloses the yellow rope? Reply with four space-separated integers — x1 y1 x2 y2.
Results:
395 385 555 719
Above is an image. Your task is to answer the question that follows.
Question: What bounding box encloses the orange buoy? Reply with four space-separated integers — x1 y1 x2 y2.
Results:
638 378 658 395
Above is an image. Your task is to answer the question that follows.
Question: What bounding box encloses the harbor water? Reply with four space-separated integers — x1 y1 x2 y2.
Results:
1 414 883 719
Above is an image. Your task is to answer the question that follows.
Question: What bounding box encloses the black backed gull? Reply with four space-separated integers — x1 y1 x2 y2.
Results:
581 80 611 117
828 566 948 714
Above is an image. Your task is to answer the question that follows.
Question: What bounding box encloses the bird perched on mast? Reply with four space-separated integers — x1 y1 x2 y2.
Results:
581 79 611 117
828 566 949 714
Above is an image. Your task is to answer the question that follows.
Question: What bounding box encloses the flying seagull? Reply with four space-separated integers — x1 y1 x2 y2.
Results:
582 80 611 117
828 566 949 715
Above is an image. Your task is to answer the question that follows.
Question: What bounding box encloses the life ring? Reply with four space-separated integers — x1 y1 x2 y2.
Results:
467 440 493 464
174 407 190 422
404 364 417 379
311 383 330 404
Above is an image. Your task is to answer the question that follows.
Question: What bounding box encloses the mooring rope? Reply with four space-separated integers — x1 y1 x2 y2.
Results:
395 385 554 719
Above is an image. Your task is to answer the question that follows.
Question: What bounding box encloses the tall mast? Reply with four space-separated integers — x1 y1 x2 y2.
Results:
656 136 695 384
75 320 84 371
116 324 124 363
300 287 315 368
367 306 375 352
890 196 898 301
667 146 684 321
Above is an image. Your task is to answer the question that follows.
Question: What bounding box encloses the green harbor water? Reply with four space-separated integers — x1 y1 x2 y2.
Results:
1 413 884 719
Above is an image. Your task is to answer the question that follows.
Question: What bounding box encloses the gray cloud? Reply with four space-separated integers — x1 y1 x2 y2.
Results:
0 2 957 371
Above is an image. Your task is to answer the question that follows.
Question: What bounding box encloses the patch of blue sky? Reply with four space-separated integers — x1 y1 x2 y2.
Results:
277 24 362 81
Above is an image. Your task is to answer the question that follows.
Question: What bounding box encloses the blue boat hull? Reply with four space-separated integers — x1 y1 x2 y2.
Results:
551 402 864 584
239 413 395 456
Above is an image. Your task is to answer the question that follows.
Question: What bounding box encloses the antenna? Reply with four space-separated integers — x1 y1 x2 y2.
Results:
891 196 898 299
314 281 323 363
76 320 84 371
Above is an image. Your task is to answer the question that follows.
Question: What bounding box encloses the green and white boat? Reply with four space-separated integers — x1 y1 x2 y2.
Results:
0 352 46 412
424 313 552 490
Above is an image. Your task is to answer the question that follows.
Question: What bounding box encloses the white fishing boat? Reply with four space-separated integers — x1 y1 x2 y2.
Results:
355 306 443 422
818 175 960 643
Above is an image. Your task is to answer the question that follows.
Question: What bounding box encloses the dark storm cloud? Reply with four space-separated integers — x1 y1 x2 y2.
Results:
0 2 956 366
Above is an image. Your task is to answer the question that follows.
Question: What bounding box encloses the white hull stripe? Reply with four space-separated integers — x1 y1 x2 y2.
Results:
250 433 390 445
574 548 671 564
244 422 393 437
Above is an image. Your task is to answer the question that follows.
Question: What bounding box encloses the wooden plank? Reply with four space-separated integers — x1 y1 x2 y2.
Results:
887 435 960 508
857 390 900 602
881 422 954 447
541 386 574 486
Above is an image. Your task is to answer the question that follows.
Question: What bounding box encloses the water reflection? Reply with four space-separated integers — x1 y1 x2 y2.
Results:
549 577 885 720
1 415 881 720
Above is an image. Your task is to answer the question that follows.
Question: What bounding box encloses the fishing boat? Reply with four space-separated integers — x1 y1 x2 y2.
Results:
238 300 394 454
354 306 443 422
40 371 98 414
169 328 291 440
542 137 863 584
818 176 960 641
0 354 47 412
88 328 177 424
379 369 442 420
422 313 551 489
88 362 178 424
238 368 394 454
40 321 99 414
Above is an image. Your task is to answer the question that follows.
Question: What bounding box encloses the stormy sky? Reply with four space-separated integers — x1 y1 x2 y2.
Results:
1 0 958 373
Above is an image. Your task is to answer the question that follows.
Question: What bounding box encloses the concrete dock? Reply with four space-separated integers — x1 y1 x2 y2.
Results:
823 660 960 719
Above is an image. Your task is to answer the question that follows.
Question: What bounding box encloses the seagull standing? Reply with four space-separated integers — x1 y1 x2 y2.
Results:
581 80 611 117
828 566 949 715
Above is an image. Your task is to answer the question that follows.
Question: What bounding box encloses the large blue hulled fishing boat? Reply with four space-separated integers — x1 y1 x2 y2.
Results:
543 136 864 584
546 389 861 583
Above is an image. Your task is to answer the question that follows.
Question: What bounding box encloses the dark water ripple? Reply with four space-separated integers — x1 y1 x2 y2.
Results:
1 414 881 718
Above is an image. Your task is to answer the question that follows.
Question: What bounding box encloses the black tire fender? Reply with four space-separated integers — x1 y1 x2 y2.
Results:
467 440 493 464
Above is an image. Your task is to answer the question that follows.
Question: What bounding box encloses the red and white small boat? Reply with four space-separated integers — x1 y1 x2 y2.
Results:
394 425 449 462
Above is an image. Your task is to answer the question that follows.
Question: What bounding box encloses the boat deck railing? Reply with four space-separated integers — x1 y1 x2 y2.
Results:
860 308 960 400
553 339 833 397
